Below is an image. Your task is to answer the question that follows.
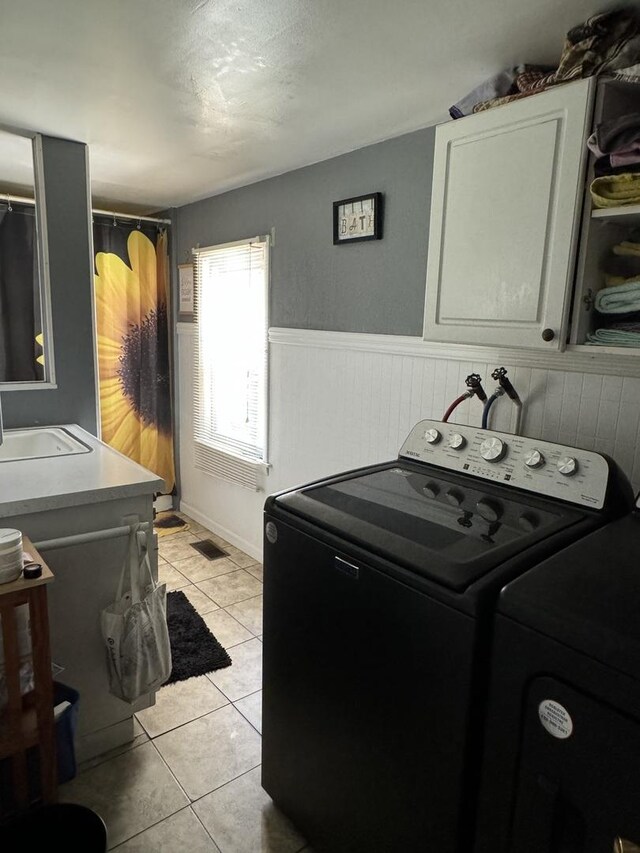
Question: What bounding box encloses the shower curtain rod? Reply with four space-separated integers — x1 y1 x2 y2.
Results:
0 192 171 225
92 207 172 226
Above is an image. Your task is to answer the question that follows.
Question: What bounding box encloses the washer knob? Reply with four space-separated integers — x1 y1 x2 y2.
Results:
476 498 503 523
479 437 507 462
524 449 545 469
423 482 440 499
446 488 464 508
424 428 441 445
557 456 578 476
448 433 466 450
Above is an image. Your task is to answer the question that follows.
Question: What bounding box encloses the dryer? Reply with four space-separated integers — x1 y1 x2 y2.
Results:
261 419 633 853
476 506 640 853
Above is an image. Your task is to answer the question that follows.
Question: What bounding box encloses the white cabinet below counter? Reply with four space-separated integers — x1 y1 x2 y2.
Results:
423 78 594 350
0 425 163 763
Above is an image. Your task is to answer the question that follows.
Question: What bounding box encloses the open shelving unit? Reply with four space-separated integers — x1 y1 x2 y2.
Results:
591 203 640 225
0 537 57 812
570 79 640 352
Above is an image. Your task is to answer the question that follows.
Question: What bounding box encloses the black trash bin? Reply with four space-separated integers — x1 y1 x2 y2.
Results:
1 803 107 850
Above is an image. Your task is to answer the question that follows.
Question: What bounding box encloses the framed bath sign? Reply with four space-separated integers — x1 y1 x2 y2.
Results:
333 192 383 244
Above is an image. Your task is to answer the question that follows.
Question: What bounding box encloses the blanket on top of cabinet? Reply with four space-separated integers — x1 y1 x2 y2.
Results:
451 8 640 118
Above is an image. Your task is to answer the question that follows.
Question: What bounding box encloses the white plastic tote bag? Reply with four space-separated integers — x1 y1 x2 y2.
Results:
101 524 172 703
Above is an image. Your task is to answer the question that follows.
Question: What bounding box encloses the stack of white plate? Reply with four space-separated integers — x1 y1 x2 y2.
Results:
0 529 23 584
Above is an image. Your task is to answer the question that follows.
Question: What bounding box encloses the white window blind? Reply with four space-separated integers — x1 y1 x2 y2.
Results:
192 236 269 490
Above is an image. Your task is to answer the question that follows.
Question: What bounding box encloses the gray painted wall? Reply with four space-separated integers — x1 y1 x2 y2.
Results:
3 136 97 432
175 127 436 336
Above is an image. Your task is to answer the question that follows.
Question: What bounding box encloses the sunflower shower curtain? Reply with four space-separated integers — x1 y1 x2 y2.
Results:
93 221 175 493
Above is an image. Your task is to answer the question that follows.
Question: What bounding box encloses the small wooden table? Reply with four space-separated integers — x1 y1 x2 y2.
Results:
0 535 56 809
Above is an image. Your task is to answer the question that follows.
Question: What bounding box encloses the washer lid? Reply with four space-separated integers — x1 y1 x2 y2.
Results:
274 463 583 591
499 511 640 680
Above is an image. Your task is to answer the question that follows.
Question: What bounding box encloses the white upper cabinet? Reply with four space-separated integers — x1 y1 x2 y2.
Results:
423 79 594 350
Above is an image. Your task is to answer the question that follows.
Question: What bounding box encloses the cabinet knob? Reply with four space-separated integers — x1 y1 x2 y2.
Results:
541 328 555 342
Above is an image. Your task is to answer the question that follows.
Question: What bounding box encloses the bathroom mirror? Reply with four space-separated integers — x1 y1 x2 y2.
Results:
0 127 55 389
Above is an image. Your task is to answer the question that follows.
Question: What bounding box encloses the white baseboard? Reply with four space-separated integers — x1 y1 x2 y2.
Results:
180 500 262 562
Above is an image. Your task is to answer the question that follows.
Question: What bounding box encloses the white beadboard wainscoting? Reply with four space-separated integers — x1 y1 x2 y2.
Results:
177 324 640 557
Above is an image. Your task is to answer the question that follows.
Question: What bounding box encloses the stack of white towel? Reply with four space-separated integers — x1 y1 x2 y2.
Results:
587 242 640 346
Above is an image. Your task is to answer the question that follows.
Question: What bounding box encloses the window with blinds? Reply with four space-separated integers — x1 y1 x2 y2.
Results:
192 236 269 490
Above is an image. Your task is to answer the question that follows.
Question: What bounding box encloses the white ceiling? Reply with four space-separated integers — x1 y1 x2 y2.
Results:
0 0 613 212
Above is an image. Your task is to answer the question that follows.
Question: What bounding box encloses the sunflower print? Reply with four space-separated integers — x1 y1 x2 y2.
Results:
35 333 44 366
95 229 175 492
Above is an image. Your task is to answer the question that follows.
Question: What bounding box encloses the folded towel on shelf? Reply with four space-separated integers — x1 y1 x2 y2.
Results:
594 280 640 313
611 148 640 168
596 308 640 323
588 113 640 156
590 173 640 207
591 146 640 170
608 322 640 332
588 133 640 174
605 274 640 287
594 159 640 177
613 240 640 257
603 246 640 286
592 317 640 331
586 328 640 346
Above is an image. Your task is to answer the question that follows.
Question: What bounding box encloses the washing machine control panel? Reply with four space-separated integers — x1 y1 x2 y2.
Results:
399 419 609 509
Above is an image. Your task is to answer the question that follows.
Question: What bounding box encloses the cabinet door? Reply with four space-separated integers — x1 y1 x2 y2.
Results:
424 79 593 350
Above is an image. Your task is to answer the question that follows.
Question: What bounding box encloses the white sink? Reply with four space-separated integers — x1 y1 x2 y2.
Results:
0 427 91 463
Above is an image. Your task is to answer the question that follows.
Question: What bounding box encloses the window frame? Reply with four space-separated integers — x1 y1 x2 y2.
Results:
192 234 270 488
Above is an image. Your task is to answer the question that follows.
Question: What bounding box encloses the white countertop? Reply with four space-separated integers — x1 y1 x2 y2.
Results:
0 424 164 518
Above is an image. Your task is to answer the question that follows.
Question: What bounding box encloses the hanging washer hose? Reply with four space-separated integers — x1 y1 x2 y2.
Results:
512 396 523 435
487 367 524 434
442 374 488 423
442 391 472 423
482 389 503 429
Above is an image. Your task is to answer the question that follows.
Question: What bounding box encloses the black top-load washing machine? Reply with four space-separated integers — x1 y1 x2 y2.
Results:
261 419 633 853
475 504 640 853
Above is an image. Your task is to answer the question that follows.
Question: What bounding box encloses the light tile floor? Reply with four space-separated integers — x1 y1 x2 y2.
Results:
60 515 312 853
